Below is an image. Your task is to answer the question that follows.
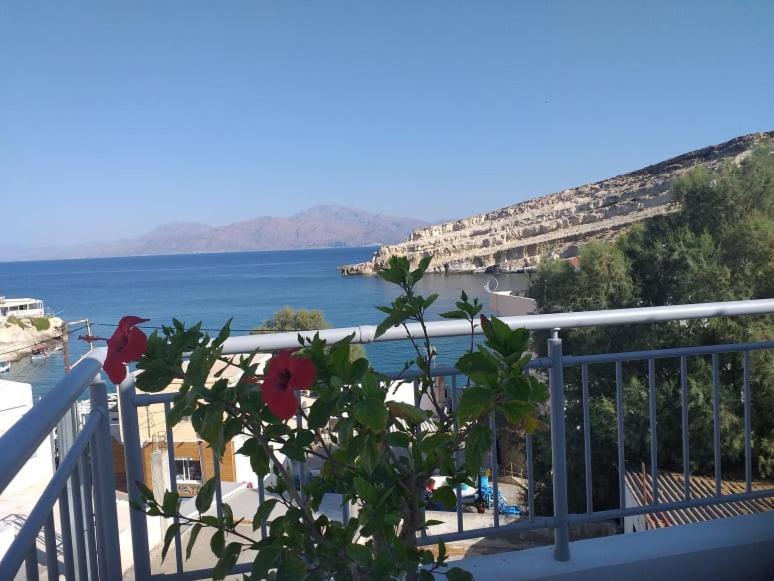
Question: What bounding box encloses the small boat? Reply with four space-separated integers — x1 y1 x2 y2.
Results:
0 361 10 374
484 279 538 316
30 343 50 360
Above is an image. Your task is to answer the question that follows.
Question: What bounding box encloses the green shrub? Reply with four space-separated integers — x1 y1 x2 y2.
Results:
32 317 51 331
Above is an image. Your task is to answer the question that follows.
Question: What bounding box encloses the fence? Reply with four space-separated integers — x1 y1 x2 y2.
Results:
0 347 122 580
2 299 773 579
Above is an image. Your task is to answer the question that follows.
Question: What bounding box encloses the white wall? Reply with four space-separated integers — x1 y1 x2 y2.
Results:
0 380 54 494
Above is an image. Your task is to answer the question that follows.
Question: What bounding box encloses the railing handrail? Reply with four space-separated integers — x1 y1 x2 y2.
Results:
0 346 106 494
220 298 774 354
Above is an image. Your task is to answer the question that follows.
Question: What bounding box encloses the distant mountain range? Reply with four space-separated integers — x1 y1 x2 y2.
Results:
0 205 428 261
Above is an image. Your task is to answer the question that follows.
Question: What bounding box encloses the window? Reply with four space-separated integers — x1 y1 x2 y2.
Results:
175 458 202 482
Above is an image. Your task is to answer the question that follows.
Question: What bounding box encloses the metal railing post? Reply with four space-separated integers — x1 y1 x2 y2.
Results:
90 381 123 580
118 374 152 579
548 329 570 561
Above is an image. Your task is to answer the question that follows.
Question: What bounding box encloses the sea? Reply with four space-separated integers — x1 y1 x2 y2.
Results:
0 247 529 399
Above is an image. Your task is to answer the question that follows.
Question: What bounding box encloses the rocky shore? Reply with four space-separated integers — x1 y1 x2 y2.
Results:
0 317 65 362
341 131 774 275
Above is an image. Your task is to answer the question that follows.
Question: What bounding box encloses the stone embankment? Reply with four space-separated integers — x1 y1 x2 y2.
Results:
342 131 773 275
0 317 64 362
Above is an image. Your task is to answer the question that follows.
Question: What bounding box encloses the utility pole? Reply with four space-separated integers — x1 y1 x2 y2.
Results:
62 321 71 373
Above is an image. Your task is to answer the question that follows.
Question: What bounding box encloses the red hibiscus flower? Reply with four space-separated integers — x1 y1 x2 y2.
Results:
261 350 316 420
103 316 150 384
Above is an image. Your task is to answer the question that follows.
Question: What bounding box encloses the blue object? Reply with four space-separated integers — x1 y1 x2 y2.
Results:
479 475 522 515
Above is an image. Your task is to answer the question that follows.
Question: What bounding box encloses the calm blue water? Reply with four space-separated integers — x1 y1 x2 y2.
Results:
0 248 528 398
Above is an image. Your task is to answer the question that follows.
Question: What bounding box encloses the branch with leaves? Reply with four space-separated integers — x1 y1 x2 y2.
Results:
132 255 548 580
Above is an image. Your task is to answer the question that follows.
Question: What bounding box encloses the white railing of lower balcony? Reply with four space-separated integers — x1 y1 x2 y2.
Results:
1 298 773 580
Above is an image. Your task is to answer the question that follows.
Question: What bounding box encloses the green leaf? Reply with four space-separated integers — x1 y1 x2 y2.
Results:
375 312 403 338
386 400 428 424
277 552 306 580
457 386 494 422
213 542 241 580
437 538 447 564
411 255 433 280
386 431 411 448
135 480 155 503
431 485 457 510
439 309 468 320
161 523 181 563
214 319 232 347
499 401 533 425
354 476 377 503
135 357 180 392
196 477 217 513
252 499 278 530
345 543 372 566
424 519 445 527
353 398 389 432
464 422 492 475
456 351 498 376
423 293 439 309
251 546 282 578
162 490 179 515
210 529 225 558
447 566 474 581
186 524 203 560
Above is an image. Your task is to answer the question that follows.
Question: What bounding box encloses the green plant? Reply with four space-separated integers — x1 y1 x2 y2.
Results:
134 256 547 580
6 316 27 328
32 317 51 331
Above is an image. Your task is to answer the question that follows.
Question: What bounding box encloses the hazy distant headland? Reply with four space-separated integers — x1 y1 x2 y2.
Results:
0 205 428 262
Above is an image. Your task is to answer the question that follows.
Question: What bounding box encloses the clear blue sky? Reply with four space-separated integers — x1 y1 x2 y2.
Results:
1 1 772 247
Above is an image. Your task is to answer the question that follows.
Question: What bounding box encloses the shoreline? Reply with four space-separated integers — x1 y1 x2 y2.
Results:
0 245 382 266
0 317 64 363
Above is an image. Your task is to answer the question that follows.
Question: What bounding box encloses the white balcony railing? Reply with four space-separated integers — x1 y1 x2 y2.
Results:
1 298 773 579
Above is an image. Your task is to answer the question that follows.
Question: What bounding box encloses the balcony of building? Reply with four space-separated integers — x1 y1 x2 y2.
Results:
1 298 773 579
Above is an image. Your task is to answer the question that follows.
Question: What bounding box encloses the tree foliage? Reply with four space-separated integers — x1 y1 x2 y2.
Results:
256 307 331 334
254 306 365 360
529 146 774 513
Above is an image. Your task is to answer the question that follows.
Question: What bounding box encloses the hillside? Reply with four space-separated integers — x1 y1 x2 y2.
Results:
1 205 428 261
341 131 774 275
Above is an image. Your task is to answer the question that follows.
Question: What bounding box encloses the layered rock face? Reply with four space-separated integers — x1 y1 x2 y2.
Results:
342 132 773 275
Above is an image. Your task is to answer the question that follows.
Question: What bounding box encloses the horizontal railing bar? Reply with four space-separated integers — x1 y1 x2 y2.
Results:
0 347 106 494
567 488 774 525
0 411 103 579
217 299 774 354
150 561 253 580
561 340 774 366
417 516 556 546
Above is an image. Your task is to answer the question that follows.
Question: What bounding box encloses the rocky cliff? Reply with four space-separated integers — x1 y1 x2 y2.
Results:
341 132 774 275
0 317 64 362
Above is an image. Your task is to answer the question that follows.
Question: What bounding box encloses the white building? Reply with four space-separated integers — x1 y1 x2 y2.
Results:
0 296 46 321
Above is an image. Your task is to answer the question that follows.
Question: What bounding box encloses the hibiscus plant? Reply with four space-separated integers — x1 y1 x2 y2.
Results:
131 256 548 580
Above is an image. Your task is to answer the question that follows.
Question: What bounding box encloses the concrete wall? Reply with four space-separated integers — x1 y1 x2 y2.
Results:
437 512 774 580
0 380 54 494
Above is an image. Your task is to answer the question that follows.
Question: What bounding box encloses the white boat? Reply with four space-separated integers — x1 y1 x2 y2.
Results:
484 279 537 316
0 362 10 374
